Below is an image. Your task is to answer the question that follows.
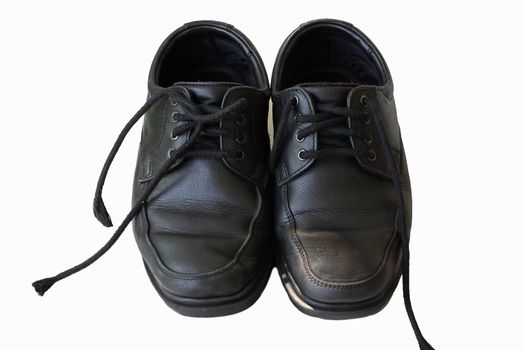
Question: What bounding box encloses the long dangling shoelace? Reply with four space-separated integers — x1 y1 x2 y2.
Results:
32 88 247 296
269 96 435 350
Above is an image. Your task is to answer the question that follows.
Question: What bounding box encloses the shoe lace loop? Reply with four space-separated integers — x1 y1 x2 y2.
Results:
269 98 370 168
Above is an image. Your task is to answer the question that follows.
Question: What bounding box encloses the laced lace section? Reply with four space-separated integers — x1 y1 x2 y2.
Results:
270 95 434 350
32 88 247 296
269 99 370 169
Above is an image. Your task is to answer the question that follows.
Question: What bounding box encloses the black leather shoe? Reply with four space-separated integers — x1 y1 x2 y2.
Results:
33 21 274 317
270 19 434 348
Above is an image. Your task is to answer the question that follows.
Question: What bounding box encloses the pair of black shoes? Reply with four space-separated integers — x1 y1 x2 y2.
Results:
34 19 434 349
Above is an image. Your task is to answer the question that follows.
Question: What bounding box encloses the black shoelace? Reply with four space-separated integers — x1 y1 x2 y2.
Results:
32 88 247 296
270 96 435 350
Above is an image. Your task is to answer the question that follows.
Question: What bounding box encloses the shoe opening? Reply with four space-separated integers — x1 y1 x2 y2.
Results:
277 24 387 89
155 26 264 88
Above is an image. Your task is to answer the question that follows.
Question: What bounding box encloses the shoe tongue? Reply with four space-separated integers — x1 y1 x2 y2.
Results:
299 83 358 107
173 82 242 107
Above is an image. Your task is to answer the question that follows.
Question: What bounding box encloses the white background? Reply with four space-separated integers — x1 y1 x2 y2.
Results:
1 1 524 349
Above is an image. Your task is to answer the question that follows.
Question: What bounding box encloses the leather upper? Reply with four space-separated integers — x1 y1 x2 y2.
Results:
132 22 272 299
272 19 411 304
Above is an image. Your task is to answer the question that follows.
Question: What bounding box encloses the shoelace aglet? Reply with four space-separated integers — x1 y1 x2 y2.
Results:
93 197 113 227
32 94 246 299
32 277 57 296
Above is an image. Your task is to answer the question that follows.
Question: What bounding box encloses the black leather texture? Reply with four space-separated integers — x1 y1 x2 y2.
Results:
271 19 412 316
132 21 273 316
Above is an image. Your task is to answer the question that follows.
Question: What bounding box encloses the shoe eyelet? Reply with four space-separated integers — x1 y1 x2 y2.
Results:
171 111 180 122
367 149 377 162
168 148 175 158
362 113 372 125
360 95 369 107
171 100 178 106
297 149 306 161
295 132 305 143
364 133 373 145
171 131 179 141
235 149 245 161
235 135 245 144
236 114 246 126
291 95 299 107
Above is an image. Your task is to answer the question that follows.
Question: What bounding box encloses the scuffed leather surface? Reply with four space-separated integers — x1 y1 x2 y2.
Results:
272 20 412 305
275 148 411 303
274 85 411 303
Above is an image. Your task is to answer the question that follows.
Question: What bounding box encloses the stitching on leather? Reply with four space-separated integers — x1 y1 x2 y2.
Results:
143 160 152 178
281 168 322 287
378 88 394 102
143 184 265 281
282 177 335 289
137 130 145 178
138 99 168 181
282 167 400 290
292 206 379 218
154 99 169 149
376 90 400 154
150 199 250 212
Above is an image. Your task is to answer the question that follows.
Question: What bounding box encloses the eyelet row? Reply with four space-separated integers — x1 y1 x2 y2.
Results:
236 114 246 159
361 95 375 162
171 108 180 141
235 113 245 159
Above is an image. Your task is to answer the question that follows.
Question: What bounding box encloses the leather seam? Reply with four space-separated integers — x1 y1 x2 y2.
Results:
142 185 264 281
155 99 169 149
138 99 168 182
283 175 400 289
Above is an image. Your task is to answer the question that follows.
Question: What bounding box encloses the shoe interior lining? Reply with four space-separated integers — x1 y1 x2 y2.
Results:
156 29 259 87
279 27 386 89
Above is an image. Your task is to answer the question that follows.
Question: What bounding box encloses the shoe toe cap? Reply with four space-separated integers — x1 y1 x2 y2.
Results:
282 228 402 306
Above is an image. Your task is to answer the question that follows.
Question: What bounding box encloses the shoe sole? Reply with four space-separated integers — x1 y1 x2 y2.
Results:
276 255 401 319
144 256 273 317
